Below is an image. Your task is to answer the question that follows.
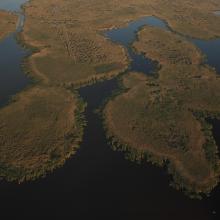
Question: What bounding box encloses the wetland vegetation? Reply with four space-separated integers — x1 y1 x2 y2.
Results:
1 0 220 199
104 22 220 196
0 10 17 41
0 1 86 182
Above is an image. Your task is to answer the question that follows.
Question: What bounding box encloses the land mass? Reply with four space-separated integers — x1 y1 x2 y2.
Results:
0 86 85 182
104 26 220 196
1 0 220 187
21 0 220 87
0 10 17 41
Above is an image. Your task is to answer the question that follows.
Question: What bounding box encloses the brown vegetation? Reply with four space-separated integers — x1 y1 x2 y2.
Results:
104 26 220 195
0 10 17 41
0 86 85 182
1 0 220 183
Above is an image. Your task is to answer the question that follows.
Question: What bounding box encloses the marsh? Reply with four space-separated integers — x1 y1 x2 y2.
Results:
0 0 220 219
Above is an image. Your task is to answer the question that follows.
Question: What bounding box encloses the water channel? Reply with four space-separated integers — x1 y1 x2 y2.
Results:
0 1 220 219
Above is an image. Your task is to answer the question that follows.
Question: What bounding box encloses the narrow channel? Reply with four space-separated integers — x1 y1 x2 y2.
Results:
0 1 220 219
0 0 31 107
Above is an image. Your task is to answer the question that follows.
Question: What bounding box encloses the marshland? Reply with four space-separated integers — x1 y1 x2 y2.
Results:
0 0 220 219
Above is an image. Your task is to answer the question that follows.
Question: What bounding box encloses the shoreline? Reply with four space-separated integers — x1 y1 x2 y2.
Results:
102 18 220 197
0 1 87 183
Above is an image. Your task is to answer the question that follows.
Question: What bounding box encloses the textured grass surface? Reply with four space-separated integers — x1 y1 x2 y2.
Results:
22 0 220 86
0 86 85 182
1 0 220 183
104 26 220 195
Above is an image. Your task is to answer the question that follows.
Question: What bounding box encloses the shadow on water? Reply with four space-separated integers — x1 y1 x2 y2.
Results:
0 1 220 219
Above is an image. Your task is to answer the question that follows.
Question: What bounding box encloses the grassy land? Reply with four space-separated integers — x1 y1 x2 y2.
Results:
21 0 220 87
1 0 220 183
104 26 220 196
0 10 17 41
0 86 85 182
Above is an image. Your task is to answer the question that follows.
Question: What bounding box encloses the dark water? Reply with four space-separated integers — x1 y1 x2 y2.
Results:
0 1 30 107
0 0 28 11
0 2 220 219
0 79 219 219
208 119 220 152
105 16 167 74
105 16 220 75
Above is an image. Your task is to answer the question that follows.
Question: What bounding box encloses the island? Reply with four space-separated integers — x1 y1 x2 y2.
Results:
104 25 220 196
0 0 220 193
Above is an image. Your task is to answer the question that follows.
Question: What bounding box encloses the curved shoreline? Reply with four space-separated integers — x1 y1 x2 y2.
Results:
0 1 87 182
1 0 220 189
103 16 220 197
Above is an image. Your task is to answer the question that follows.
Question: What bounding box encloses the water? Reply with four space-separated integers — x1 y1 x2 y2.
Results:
0 0 30 107
105 16 168 74
105 16 220 75
214 11 220 16
0 1 220 219
210 119 220 156
0 78 219 219
192 39 220 73
105 16 167 47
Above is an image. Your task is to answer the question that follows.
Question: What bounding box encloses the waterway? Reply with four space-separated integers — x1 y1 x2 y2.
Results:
0 0 30 107
0 1 219 219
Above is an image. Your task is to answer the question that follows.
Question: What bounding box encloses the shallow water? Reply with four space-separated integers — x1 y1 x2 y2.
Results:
0 78 219 219
0 1 220 219
214 11 220 16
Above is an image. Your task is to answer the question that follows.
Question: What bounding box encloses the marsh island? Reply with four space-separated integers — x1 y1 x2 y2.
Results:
0 0 220 198
0 10 17 41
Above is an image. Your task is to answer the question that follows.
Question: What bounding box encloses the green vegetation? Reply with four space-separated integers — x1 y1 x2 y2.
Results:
104 26 220 195
0 10 17 41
